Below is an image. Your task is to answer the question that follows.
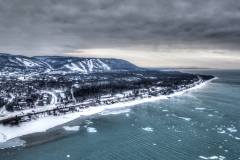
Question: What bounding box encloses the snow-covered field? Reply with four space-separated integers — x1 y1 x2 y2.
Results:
0 78 216 144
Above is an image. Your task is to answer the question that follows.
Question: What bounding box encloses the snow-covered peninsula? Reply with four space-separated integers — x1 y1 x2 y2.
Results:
0 77 216 144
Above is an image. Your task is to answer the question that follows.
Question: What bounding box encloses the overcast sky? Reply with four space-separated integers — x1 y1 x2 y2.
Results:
0 0 239 68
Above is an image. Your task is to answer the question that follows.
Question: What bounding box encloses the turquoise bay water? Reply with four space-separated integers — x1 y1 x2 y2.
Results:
0 69 240 160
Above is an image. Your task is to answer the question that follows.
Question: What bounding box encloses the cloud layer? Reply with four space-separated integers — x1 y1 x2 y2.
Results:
0 0 239 68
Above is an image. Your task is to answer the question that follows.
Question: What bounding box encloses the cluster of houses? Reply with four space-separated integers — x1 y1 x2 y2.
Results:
0 69 205 115
36 93 52 106
64 86 167 110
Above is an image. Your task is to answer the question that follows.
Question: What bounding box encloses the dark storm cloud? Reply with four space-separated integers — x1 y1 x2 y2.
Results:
0 0 240 56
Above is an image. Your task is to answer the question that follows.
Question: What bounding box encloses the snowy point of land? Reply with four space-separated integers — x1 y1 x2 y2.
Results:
0 78 216 145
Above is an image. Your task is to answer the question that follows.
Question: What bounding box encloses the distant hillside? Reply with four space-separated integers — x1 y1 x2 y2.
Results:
0 53 142 73
0 53 49 72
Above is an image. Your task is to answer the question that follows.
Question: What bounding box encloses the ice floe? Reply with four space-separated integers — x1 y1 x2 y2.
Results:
99 108 130 115
199 156 226 160
195 108 206 110
227 127 237 133
63 126 80 131
178 117 191 121
217 130 226 134
234 137 240 140
172 114 191 121
141 127 153 132
85 120 93 125
217 126 240 140
87 127 97 133
228 134 240 140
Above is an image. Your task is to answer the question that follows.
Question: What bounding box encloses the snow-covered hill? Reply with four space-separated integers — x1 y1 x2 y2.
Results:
0 53 142 73
0 53 49 72
33 56 141 73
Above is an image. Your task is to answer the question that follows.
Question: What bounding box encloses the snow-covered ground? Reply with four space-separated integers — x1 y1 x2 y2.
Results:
0 90 57 120
0 78 217 144
16 57 40 67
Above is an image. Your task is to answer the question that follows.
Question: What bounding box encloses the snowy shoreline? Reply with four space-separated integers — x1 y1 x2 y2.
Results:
0 77 217 145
